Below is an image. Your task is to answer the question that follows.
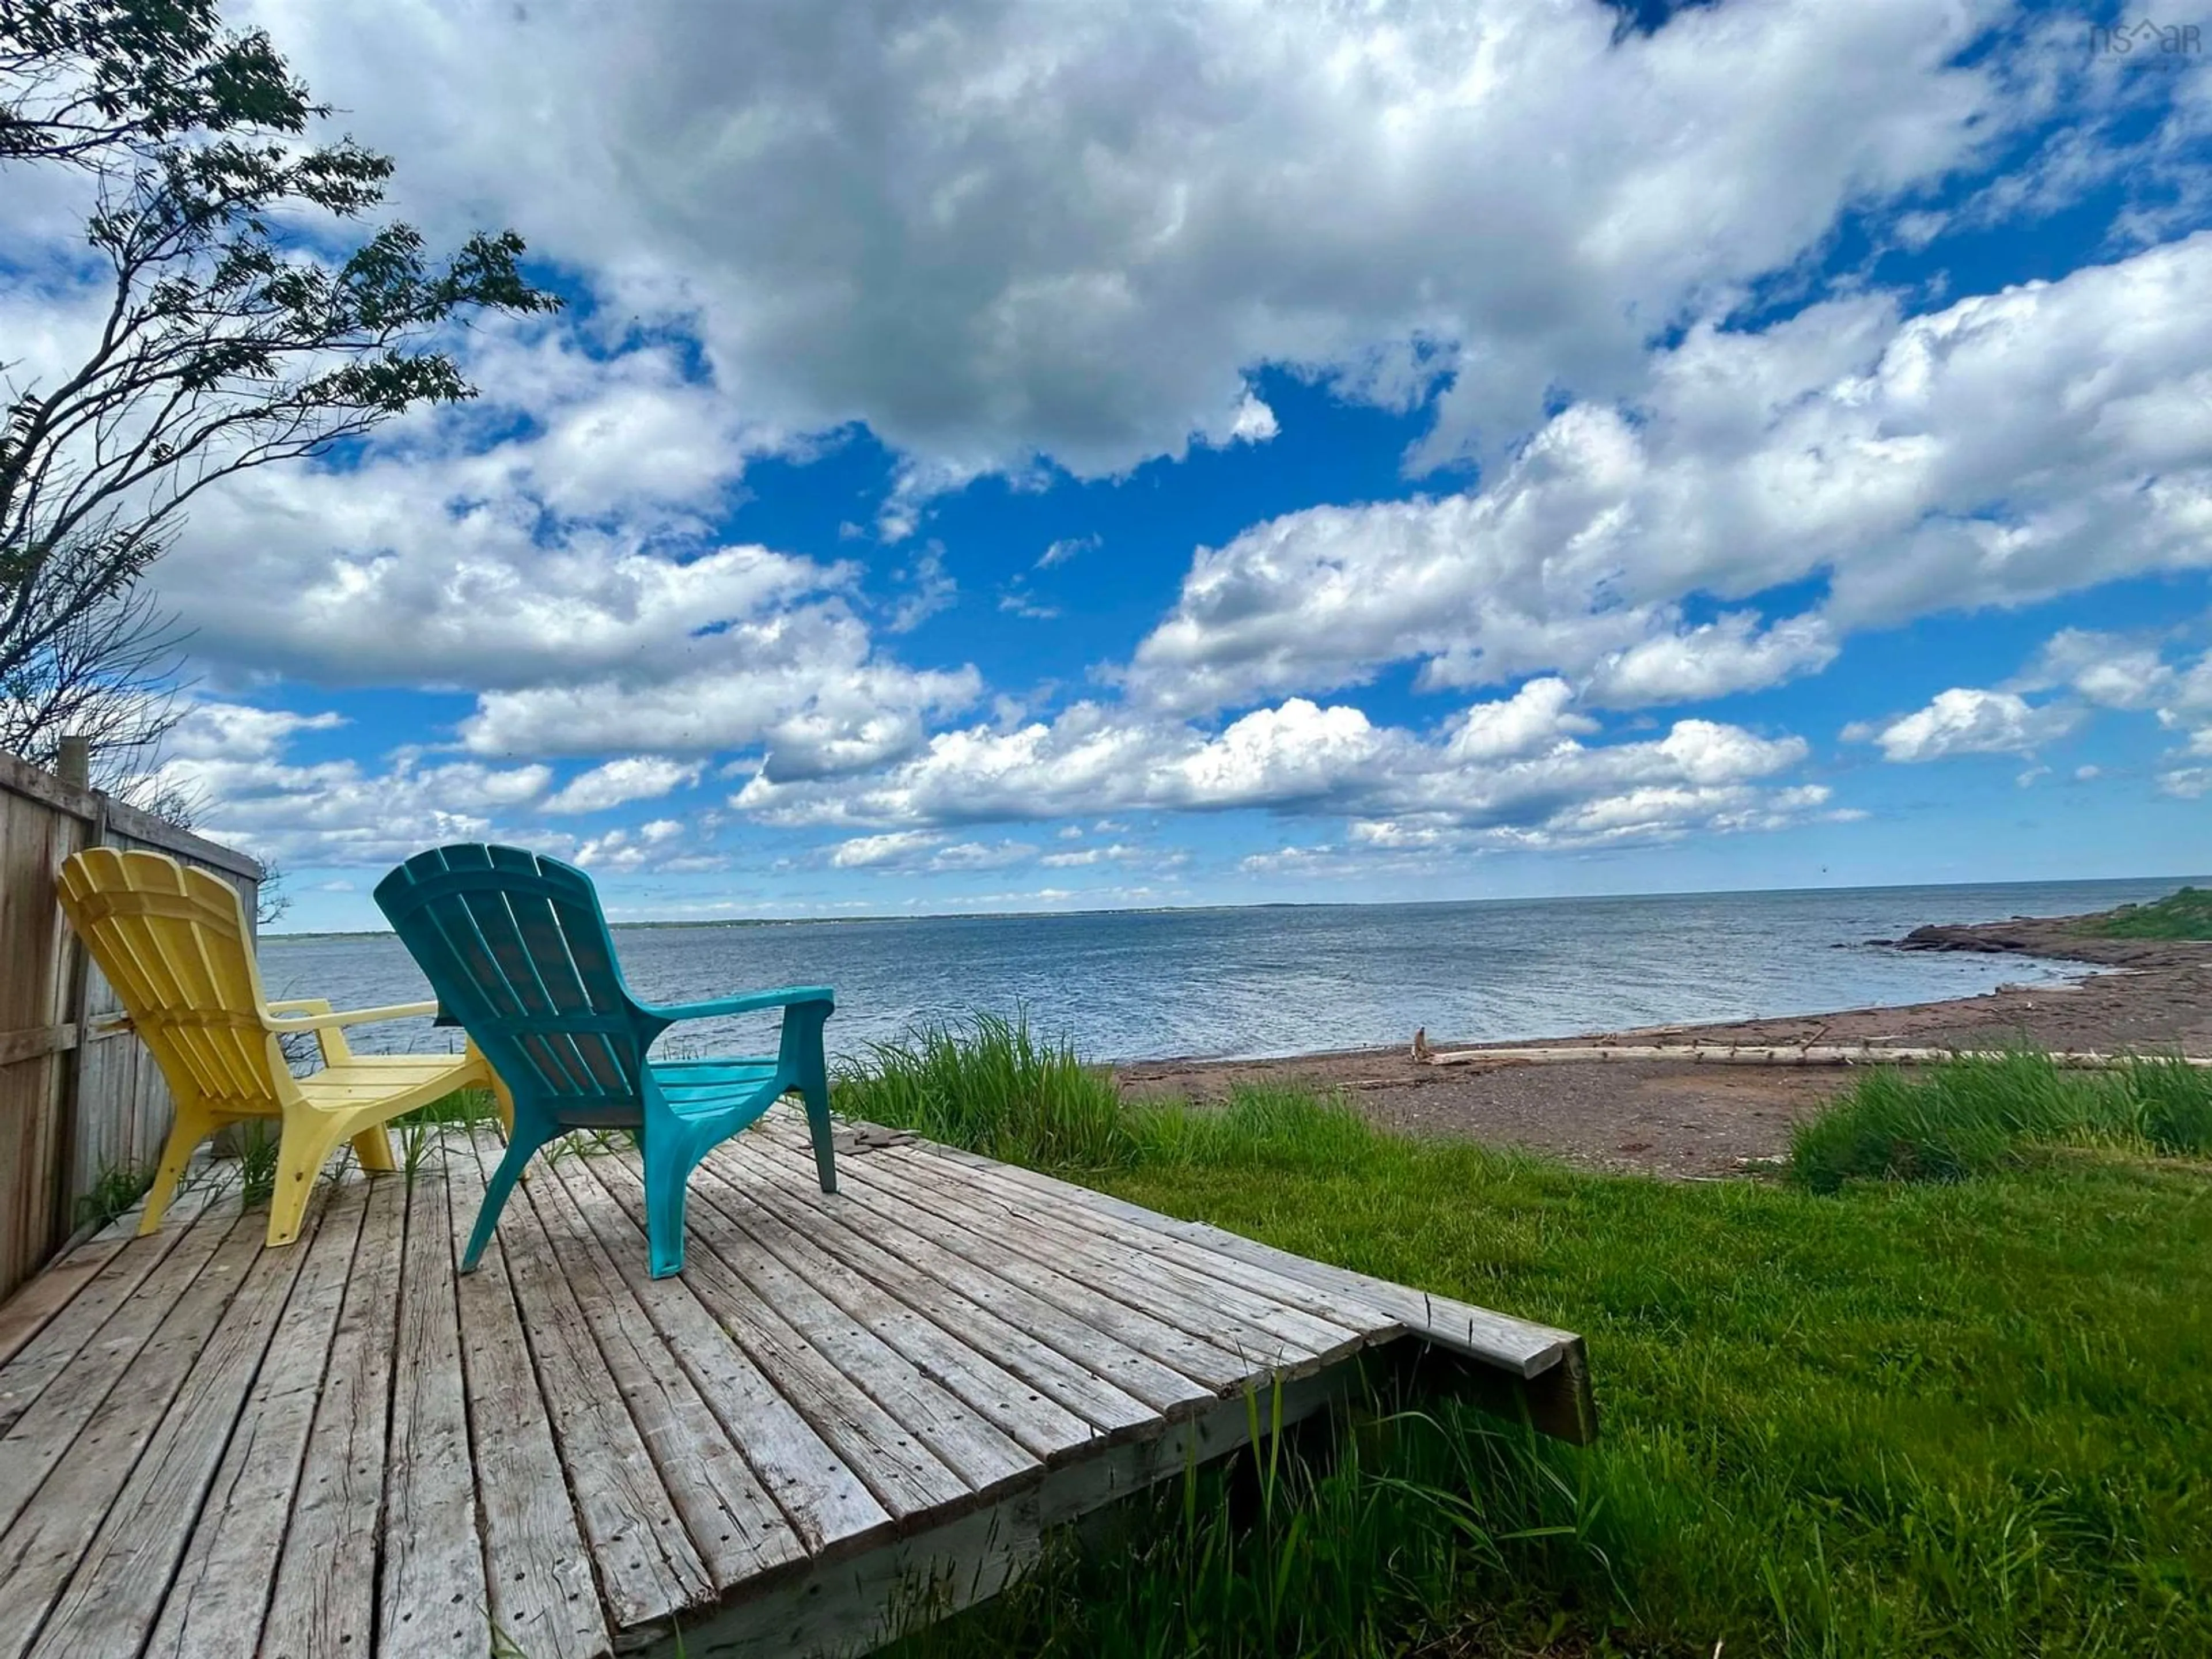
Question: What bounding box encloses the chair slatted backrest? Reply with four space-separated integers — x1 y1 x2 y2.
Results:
56 847 283 1112
373 844 650 1125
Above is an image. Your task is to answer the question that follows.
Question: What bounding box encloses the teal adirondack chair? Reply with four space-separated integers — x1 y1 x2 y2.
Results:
372 843 837 1278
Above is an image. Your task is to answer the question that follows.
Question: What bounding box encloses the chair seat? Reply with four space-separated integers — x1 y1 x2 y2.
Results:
648 1058 785 1120
297 1053 484 1108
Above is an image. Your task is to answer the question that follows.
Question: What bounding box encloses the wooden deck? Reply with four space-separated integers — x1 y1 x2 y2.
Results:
0 1109 1591 1659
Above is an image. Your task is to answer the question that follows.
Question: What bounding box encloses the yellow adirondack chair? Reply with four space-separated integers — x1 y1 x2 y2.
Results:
56 847 510 1248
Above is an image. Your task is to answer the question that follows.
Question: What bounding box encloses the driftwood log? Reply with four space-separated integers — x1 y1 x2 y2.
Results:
1418 1043 2211 1069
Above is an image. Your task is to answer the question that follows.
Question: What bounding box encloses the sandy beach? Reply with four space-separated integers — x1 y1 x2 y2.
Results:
1117 906 2212 1179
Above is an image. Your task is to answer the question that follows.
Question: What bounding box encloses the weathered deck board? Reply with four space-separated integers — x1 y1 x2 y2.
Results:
668 1162 1044 1497
880 1128 1598 1441
0 1236 128 1374
0 1178 229 1436
520 1146 805 1596
141 1178 369 1659
899 1131 1580 1376
777 1150 1259 1390
688 1154 1108 1461
873 1142 1375 1361
40 1187 338 1659
442 1145 611 1659
262 1176 407 1659
893 1136 1435 1333
718 1135 1205 1423
540 1153 889 1560
0 1108 1592 1658
0 1197 243 1545
376 1155 487 1659
0 1210 265 1658
581 1154 984 1520
836 1153 1335 1382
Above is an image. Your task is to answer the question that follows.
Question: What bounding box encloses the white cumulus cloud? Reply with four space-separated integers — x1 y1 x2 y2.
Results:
145 700 732 871
1844 688 2082 763
1126 237 2212 715
542 757 704 815
225 0 2028 483
734 685 1823 854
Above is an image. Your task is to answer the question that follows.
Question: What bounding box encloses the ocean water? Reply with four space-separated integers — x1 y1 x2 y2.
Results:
255 876 2196 1065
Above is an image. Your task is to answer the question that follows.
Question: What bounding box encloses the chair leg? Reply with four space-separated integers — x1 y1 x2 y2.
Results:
641 1131 701 1280
472 1039 517 1139
268 1118 349 1247
490 1073 516 1141
475 1051 531 1184
800 1076 838 1196
351 1126 398 1172
138 1101 222 1236
464 1121 550 1274
775 1002 837 1196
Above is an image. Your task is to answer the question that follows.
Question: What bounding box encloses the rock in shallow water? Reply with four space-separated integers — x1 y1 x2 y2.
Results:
1889 924 2012 952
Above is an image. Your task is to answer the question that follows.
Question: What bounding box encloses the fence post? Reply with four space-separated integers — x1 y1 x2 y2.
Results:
55 736 90 791
52 777 108 1249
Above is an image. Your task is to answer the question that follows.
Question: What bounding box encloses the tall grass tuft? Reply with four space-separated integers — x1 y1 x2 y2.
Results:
1788 1051 2212 1192
74 1162 154 1233
834 1013 1136 1171
1128 1083 1383 1172
386 1085 506 1180
393 1086 502 1130
235 1120 281 1209
833 1016 1396 1178
2126 1055 2212 1154
884 1382 1599 1658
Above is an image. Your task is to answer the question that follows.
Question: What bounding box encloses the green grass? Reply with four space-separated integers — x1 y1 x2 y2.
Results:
2077 885 2212 940
384 1086 628 1175
234 1120 280 1209
393 1085 503 1129
835 1012 1137 1171
388 1085 505 1177
542 1127 631 1165
846 1024 2212 1657
73 1162 154 1233
891 1381 1598 1659
1787 1052 2212 1192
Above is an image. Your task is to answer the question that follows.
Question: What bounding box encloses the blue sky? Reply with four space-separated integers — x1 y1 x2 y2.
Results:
9 0 2211 930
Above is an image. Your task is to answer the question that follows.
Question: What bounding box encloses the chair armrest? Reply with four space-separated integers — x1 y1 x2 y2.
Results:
267 997 342 1065
634 985 834 1024
266 999 440 1032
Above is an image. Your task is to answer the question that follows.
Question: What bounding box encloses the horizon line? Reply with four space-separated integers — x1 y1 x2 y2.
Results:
259 870 2201 942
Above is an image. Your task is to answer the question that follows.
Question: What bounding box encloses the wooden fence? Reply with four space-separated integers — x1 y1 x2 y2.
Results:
0 749 263 1301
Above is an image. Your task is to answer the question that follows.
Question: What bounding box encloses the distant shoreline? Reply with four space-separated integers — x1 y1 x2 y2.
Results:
261 872 2204 944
